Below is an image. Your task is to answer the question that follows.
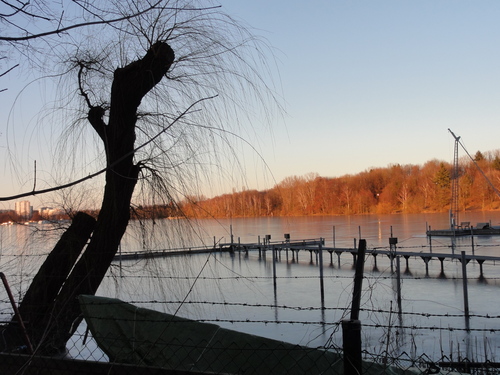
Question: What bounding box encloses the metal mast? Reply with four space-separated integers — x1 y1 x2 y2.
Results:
448 129 460 230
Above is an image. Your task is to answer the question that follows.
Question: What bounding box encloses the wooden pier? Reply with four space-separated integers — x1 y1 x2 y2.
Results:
114 238 500 278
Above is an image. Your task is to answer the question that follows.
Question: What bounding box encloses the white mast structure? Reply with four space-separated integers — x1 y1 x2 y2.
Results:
448 129 460 230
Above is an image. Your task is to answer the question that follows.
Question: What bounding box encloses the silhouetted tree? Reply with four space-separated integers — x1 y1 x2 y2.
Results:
474 150 485 162
2 0 281 354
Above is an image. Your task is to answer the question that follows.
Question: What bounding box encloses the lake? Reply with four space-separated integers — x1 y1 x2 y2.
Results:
1 211 500 363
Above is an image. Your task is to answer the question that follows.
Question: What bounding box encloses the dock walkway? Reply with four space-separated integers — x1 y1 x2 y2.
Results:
114 237 500 278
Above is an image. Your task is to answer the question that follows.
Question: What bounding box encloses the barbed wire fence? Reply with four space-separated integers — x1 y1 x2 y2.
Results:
1 237 500 374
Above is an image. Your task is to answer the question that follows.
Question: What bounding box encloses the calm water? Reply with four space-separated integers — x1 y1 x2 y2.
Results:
1 211 500 362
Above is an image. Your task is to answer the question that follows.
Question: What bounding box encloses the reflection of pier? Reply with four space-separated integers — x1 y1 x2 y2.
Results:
114 238 500 279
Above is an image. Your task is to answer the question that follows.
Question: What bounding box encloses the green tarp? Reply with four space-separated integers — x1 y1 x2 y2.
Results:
79 295 421 374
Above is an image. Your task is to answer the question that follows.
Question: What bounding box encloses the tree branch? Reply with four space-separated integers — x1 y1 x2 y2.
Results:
77 61 108 141
0 3 221 42
0 97 213 202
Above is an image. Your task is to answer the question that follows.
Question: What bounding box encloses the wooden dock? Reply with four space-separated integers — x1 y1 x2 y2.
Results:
114 237 500 278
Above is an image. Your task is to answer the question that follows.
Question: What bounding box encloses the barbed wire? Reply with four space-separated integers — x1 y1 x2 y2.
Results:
3 298 497 321
3 271 500 282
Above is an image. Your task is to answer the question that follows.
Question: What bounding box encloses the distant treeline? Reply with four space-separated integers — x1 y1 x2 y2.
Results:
180 150 500 218
4 151 498 225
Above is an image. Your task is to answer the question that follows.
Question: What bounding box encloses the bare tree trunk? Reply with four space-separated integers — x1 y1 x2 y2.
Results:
2 212 96 352
22 42 175 354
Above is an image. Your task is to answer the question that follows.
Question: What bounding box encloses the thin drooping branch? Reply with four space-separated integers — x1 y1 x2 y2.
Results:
0 1 164 41
0 3 221 42
0 95 210 202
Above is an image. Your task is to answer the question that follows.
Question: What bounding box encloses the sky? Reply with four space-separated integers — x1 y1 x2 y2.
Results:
217 0 500 191
2 1 500 207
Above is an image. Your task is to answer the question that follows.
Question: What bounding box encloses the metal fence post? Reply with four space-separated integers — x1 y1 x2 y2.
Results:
343 239 366 375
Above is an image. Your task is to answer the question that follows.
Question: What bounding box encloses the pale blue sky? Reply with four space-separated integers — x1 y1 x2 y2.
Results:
219 1 500 191
2 1 500 207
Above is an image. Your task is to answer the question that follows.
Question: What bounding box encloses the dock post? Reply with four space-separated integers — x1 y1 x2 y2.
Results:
428 226 433 252
403 255 410 274
471 229 475 254
396 256 402 316
284 234 290 262
258 235 261 258
438 257 445 277
421 256 431 277
333 225 336 248
272 246 277 290
477 259 485 280
389 236 398 273
336 251 342 268
328 250 334 265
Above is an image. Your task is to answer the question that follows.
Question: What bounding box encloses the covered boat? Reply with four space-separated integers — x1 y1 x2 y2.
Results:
79 295 421 374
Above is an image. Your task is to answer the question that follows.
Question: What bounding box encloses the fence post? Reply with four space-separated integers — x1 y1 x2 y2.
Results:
461 251 470 320
343 239 366 375
319 242 324 305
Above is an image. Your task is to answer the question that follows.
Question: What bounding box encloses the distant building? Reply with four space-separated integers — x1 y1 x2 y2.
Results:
15 200 33 220
40 206 56 218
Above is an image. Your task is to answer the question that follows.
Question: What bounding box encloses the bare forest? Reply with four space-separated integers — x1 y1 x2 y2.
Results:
182 150 500 217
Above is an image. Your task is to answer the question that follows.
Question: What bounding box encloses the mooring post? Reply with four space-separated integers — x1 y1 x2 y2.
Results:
336 251 342 268
404 255 410 272
328 250 334 265
471 229 475 254
389 236 398 273
284 233 290 261
428 226 433 252
477 259 485 280
396 256 402 316
333 225 336 248
438 257 445 276
272 245 277 290
342 239 366 375
421 256 431 277
461 251 470 320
